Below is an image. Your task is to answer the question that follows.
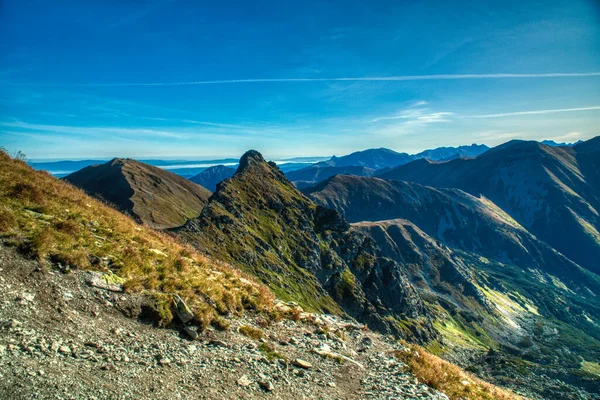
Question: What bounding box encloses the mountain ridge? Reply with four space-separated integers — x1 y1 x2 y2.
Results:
379 137 600 274
64 158 212 229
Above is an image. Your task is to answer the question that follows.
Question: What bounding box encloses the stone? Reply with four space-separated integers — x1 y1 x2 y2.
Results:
158 356 171 366
173 295 194 324
58 345 71 355
237 375 252 387
259 380 274 392
293 358 313 369
8 319 20 329
183 326 199 340
86 271 124 293
208 339 228 348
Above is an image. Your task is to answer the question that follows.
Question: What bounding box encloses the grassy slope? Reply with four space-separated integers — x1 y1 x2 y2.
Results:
177 158 343 314
395 343 524 400
0 151 273 328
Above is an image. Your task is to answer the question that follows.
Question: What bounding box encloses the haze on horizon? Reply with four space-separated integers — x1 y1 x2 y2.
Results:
1 0 599 159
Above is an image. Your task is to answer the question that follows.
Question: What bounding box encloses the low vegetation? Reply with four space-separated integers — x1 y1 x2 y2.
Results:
238 325 264 340
394 343 524 400
0 150 274 328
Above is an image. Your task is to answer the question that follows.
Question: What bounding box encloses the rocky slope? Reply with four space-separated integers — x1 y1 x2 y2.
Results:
189 165 236 191
64 158 212 229
0 243 455 400
379 138 600 274
176 151 435 341
307 174 600 399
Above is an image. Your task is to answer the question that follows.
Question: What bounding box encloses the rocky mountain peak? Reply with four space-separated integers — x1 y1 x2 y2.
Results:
237 150 266 173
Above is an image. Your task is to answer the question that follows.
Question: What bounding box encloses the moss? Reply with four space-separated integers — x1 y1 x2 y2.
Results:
258 342 285 361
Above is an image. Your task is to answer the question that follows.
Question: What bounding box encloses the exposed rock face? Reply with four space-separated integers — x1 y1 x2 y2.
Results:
64 158 212 229
175 151 434 341
189 165 235 191
379 138 600 274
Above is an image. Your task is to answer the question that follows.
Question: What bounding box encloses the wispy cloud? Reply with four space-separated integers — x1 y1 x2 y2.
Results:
372 101 453 125
3 72 600 87
466 106 600 118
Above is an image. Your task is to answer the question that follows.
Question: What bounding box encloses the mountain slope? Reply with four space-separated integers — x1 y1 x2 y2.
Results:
0 150 273 330
379 138 600 274
287 145 490 188
189 165 236 191
286 165 376 188
306 175 600 297
64 158 212 229
176 151 434 340
307 174 600 398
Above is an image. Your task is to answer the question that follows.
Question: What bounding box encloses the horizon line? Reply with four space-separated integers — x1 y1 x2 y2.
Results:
4 72 600 87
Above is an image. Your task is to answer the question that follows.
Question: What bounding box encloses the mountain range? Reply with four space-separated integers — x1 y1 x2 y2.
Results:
379 139 600 275
18 137 600 399
286 144 489 188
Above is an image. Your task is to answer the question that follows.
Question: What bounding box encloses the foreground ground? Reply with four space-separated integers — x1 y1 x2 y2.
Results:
0 244 452 400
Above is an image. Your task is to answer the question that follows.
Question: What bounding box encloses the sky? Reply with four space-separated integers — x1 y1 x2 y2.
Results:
0 0 599 160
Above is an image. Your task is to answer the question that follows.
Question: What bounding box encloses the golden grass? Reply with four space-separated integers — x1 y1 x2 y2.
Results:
0 150 274 328
239 325 264 340
394 343 524 400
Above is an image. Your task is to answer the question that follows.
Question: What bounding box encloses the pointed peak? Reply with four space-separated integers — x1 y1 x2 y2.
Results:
109 157 129 167
237 150 266 173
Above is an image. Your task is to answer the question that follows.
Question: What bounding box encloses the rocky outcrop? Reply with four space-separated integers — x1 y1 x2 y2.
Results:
175 151 435 341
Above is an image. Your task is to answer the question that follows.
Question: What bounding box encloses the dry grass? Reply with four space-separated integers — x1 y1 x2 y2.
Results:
394 343 524 400
238 325 264 340
0 150 274 328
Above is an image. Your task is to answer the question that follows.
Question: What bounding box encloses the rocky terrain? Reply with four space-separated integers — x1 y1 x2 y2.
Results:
3 142 599 399
0 244 452 400
64 158 212 229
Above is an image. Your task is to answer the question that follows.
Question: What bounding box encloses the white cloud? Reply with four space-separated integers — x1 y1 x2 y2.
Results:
466 106 600 118
4 72 600 87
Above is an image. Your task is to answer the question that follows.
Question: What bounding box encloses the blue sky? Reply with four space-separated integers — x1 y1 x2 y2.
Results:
1 0 599 160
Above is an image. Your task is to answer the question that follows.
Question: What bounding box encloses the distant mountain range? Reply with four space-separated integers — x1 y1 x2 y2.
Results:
286 144 489 188
379 138 600 275
29 156 329 178
64 158 212 229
